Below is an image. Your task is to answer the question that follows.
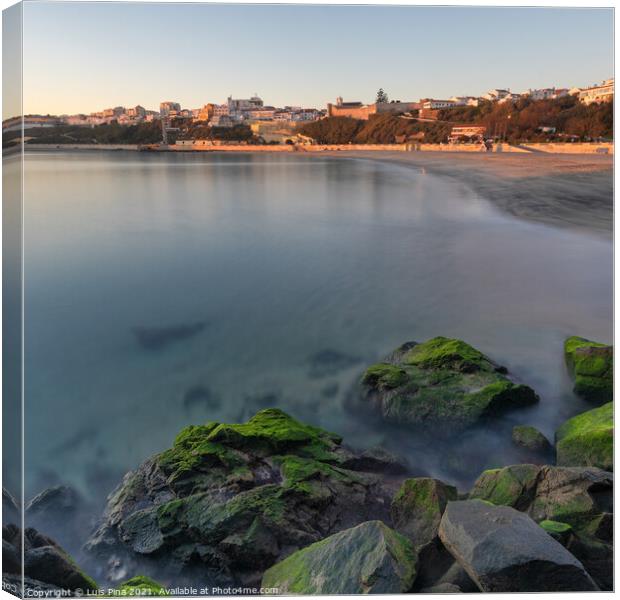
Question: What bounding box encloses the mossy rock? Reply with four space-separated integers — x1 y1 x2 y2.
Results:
359 337 539 433
555 402 613 471
391 478 457 546
469 464 541 508
564 336 612 403
86 409 398 587
539 520 573 544
512 425 551 453
118 576 169 596
261 521 417 594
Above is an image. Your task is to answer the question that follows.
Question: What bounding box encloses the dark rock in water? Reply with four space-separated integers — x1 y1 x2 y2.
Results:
132 321 206 350
439 500 597 592
25 486 86 551
261 521 417 594
4 524 97 592
555 402 613 471
469 464 613 590
391 478 457 547
182 385 220 412
320 382 340 398
3 487 20 526
355 337 539 434
512 425 552 453
341 446 409 476
564 336 613 403
85 409 401 587
411 537 456 591
308 349 361 378
24 545 98 592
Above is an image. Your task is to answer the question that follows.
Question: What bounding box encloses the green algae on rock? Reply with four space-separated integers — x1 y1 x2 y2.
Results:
391 478 457 547
564 336 613 403
555 402 613 471
469 464 540 509
261 520 417 594
118 576 168 596
358 337 539 433
512 425 552 453
85 409 401 588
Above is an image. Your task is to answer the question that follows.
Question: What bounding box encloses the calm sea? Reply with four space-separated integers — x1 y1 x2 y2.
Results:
19 150 612 500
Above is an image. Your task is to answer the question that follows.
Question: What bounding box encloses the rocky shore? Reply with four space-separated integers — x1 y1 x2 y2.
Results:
3 335 613 595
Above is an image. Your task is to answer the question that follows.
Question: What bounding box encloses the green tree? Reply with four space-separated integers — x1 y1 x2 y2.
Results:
376 88 389 104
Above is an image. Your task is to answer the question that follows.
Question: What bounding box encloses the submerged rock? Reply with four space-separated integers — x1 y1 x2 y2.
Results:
512 425 551 453
469 463 613 589
564 336 612 403
391 478 457 547
555 402 613 471
85 409 400 587
356 337 539 433
132 321 206 351
261 520 416 594
438 500 597 592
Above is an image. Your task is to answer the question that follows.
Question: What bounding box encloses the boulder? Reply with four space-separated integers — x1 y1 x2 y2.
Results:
438 500 597 592
4 524 97 592
85 409 401 586
419 582 462 593
511 425 551 453
261 520 416 594
391 478 457 546
564 336 612 403
356 337 538 433
555 402 613 471
118 575 168 595
468 464 613 590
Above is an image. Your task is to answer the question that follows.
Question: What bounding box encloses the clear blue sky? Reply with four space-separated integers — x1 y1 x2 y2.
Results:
22 2 613 115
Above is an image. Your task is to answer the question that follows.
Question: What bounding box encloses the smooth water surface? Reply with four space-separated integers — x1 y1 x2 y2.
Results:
22 151 612 499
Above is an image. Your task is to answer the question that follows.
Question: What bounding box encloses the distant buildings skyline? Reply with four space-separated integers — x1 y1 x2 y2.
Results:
19 4 613 117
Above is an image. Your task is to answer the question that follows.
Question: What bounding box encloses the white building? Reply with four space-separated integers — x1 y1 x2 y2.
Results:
578 79 614 105
482 89 512 102
422 99 456 110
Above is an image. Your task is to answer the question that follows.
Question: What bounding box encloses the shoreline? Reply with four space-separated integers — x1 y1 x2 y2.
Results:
310 151 614 238
24 145 613 237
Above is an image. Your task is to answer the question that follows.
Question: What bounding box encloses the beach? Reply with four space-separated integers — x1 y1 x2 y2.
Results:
316 151 614 237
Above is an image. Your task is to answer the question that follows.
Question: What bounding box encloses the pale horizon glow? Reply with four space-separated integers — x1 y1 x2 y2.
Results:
21 2 614 115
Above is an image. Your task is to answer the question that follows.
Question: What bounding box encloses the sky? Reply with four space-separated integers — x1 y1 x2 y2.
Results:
20 2 614 115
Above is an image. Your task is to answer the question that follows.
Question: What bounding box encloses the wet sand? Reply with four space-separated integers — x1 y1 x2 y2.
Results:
318 151 613 237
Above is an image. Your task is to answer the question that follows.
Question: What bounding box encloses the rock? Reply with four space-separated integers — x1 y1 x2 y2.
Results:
539 520 573 545
3 487 20 526
261 521 416 594
419 582 462 593
555 402 613 471
438 500 597 592
512 425 551 453
25 485 86 552
469 464 541 509
468 464 613 590
85 409 400 586
564 336 612 403
118 575 168 595
24 545 99 592
356 337 538 433
341 446 409 475
307 349 361 378
391 478 457 546
4 524 98 592
411 538 455 591
132 321 206 350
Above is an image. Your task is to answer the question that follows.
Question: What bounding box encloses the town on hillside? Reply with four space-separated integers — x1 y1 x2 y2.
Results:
3 78 614 148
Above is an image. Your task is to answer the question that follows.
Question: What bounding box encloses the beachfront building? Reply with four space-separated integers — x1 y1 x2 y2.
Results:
578 79 614 105
421 99 456 110
448 124 487 143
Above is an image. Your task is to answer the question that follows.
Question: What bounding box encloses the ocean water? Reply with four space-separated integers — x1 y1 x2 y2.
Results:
20 150 612 502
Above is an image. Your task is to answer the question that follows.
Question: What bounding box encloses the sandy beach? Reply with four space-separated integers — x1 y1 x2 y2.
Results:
319 151 613 237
